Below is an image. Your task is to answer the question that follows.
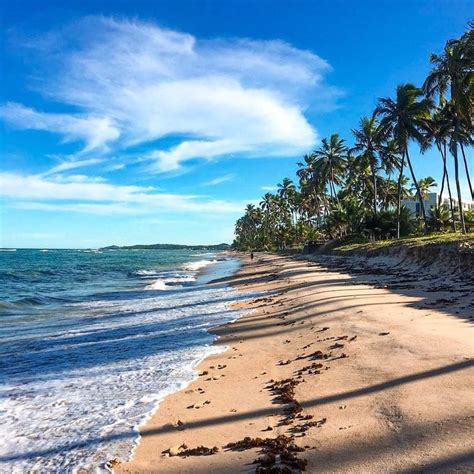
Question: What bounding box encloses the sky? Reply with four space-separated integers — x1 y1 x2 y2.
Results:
0 0 472 248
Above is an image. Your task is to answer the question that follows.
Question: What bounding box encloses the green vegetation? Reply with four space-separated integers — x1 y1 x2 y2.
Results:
233 25 473 251
331 233 474 253
101 243 230 250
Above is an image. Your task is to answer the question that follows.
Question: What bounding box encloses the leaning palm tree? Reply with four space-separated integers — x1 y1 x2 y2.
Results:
312 134 348 203
423 29 472 233
375 84 433 237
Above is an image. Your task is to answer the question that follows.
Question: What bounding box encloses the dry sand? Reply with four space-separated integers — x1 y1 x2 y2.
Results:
116 253 474 473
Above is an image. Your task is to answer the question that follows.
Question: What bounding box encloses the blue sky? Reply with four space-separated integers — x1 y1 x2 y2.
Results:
0 0 471 248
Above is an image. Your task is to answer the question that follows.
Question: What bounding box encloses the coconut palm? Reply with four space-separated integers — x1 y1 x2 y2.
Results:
424 104 456 229
375 83 433 236
351 116 388 215
423 30 473 233
312 134 348 203
277 177 297 227
413 176 437 200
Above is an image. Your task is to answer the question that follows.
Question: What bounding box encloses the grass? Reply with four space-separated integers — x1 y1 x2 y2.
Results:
333 232 474 253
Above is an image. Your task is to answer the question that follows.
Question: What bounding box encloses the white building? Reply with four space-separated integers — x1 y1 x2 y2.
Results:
403 192 474 217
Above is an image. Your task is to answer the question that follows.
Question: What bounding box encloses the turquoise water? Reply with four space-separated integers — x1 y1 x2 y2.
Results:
0 249 251 472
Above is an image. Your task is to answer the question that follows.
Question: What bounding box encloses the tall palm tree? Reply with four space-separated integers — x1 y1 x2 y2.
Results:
423 30 473 233
351 116 388 215
277 177 297 227
312 134 348 203
375 83 433 236
424 104 457 229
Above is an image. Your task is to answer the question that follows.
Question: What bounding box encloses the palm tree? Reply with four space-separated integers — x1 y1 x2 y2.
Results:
413 176 437 200
424 104 456 229
375 83 433 236
312 134 348 203
351 116 387 215
277 177 297 227
423 30 473 233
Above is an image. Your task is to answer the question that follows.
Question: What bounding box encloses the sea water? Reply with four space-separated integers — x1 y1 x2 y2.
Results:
0 248 253 472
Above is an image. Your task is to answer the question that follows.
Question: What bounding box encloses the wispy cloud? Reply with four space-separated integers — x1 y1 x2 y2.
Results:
41 157 105 176
3 17 340 172
202 173 235 186
0 103 119 152
0 172 246 215
261 185 277 191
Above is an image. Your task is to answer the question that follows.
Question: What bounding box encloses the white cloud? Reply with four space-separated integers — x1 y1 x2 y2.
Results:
0 172 246 215
261 185 277 191
202 173 235 186
0 103 119 152
3 17 339 171
41 157 105 176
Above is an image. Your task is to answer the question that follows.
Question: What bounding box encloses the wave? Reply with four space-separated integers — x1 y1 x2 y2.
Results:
144 280 169 290
182 259 218 271
139 259 218 291
0 248 17 252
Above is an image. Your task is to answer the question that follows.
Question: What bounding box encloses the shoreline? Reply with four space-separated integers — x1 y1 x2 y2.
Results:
110 254 256 471
116 252 474 473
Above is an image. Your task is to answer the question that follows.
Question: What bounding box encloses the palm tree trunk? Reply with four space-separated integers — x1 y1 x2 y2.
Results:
371 164 378 216
441 142 456 231
405 148 428 232
330 165 338 203
436 142 446 208
452 136 466 234
460 143 473 200
396 153 406 239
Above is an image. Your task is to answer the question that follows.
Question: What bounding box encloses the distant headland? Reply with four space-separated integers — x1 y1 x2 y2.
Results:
99 243 231 251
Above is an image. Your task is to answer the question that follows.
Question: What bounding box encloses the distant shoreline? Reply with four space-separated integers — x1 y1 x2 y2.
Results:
99 243 231 251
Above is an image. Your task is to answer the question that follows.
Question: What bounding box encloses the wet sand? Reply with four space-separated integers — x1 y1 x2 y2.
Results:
116 253 474 473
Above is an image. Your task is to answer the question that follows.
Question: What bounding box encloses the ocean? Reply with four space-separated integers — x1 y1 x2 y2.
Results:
0 248 252 473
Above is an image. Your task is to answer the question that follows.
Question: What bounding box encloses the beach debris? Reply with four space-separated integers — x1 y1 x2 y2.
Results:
105 458 120 469
268 379 301 404
262 426 274 431
163 444 219 457
163 444 187 456
379 332 390 336
198 370 209 376
339 405 347 410
315 327 330 332
179 445 219 456
329 342 344 350
296 362 323 376
307 350 330 360
278 360 292 366
225 435 307 473
349 335 357 341
291 418 327 433
173 419 185 430
217 364 227 369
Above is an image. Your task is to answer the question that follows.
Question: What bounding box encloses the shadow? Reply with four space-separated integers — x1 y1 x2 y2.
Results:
2 359 471 465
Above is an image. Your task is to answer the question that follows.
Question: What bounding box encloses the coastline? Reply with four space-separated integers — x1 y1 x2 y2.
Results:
116 252 474 473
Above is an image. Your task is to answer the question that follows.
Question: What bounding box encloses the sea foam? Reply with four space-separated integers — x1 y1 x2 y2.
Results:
0 255 254 473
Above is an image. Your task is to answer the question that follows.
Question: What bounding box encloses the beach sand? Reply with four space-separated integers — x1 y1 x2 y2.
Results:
116 253 474 473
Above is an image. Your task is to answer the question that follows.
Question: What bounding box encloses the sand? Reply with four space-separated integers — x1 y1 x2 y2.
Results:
116 253 474 473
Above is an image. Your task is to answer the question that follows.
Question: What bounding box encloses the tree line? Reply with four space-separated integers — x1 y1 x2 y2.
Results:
234 24 473 251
